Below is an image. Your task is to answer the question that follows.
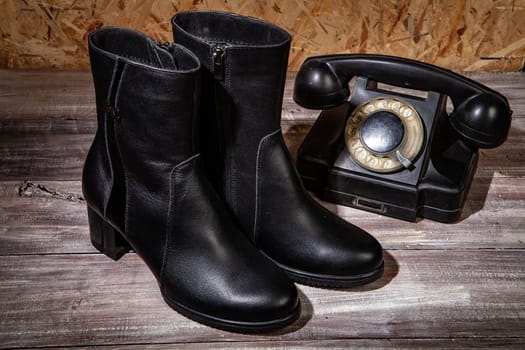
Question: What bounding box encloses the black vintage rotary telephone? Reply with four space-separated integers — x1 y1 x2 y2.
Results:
293 54 512 222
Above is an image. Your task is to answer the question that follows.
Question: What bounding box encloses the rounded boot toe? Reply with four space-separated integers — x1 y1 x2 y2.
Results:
161 251 300 332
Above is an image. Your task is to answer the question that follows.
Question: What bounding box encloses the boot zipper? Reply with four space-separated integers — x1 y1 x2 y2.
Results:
156 41 178 69
106 59 125 122
212 44 227 80
211 44 230 202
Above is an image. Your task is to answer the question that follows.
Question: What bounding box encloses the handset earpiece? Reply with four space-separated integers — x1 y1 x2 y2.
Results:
294 54 512 149
450 92 511 149
293 58 349 109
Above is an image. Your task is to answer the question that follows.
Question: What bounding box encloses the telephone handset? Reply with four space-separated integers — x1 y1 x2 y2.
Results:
293 54 512 222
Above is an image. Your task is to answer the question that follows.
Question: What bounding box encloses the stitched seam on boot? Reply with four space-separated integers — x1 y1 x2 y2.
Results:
102 59 120 218
212 55 225 198
112 63 130 237
160 164 178 291
113 63 126 110
175 35 289 48
225 52 238 215
149 40 165 69
160 153 200 291
253 128 281 243
90 43 196 76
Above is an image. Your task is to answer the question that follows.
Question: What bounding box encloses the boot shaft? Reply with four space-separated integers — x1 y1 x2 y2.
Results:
172 12 384 288
84 27 200 226
172 11 290 134
89 27 201 167
172 11 291 225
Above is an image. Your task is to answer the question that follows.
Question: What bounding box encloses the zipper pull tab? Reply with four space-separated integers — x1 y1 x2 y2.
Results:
158 41 172 51
105 105 120 121
212 45 226 80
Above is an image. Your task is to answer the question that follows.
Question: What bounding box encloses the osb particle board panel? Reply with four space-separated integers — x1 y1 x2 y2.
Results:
0 0 524 71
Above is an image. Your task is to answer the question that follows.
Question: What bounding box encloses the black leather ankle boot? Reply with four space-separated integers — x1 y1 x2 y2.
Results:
172 11 384 288
83 27 299 332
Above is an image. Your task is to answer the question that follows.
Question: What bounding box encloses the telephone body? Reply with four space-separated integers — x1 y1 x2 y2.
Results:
293 54 512 222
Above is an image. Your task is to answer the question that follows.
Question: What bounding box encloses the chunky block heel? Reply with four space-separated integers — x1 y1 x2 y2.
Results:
87 207 131 260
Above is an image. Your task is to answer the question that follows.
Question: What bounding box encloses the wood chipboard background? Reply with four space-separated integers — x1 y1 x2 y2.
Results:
0 0 524 71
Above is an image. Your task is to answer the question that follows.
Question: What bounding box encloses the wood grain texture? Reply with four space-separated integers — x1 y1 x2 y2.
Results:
0 180 95 255
1 71 524 180
0 70 95 121
1 1 525 71
0 70 524 349
0 251 523 348
33 338 525 350
2 120 524 180
0 176 523 256
1 70 524 123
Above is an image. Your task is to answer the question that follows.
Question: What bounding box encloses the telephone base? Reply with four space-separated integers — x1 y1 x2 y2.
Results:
301 174 465 223
297 105 479 223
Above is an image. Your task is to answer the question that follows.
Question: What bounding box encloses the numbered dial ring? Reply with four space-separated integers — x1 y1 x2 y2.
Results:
345 98 424 173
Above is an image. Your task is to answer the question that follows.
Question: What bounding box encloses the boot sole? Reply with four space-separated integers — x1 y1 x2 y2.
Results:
162 293 301 333
262 252 385 289
87 206 301 333
283 263 384 288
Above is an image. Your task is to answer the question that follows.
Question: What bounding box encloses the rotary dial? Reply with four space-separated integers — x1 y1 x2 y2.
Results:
345 97 424 173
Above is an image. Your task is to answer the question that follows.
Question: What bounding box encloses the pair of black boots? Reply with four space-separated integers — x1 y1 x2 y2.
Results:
84 11 384 332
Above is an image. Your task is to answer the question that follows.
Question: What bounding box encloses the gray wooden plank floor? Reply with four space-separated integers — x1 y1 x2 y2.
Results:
0 70 524 349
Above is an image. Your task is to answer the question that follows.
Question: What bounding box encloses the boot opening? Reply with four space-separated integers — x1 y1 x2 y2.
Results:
89 27 199 71
173 11 290 47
